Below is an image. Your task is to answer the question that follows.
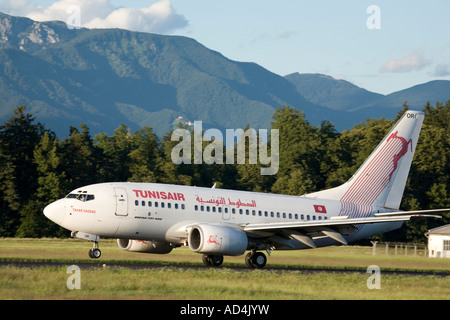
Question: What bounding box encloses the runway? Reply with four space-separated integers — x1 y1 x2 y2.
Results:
1 259 449 277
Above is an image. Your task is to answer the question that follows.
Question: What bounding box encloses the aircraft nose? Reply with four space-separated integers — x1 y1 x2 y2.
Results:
43 199 66 226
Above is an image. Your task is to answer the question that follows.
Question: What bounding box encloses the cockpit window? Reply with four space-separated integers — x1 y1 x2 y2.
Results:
66 193 95 201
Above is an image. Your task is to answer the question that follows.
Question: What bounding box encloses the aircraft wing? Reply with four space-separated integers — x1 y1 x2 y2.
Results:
242 209 447 248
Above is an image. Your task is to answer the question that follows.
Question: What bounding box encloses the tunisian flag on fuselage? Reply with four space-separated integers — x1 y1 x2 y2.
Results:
313 205 327 214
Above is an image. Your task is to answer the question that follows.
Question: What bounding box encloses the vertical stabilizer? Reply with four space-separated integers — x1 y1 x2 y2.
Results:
307 111 424 210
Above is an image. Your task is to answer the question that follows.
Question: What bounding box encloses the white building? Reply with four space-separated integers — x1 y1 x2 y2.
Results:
426 224 450 258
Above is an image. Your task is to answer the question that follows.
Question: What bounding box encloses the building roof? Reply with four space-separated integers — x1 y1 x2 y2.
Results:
427 224 450 236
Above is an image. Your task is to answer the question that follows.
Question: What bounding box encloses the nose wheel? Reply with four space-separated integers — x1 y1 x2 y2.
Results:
88 247 101 259
88 240 101 259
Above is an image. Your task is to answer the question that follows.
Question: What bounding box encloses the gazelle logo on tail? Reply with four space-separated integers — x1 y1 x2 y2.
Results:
387 131 412 181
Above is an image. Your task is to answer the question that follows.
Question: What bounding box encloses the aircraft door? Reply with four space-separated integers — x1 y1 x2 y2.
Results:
114 188 128 216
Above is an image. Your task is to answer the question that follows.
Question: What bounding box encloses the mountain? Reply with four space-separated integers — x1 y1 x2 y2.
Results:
284 73 384 111
284 73 450 112
0 12 448 138
359 80 450 111
0 12 337 137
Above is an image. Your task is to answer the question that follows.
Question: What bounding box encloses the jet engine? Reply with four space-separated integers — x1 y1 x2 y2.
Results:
188 224 248 256
117 239 173 254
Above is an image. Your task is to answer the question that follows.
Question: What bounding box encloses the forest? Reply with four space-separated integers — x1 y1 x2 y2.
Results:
0 101 449 243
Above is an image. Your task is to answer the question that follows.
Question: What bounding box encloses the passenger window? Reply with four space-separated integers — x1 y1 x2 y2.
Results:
181 204 185 210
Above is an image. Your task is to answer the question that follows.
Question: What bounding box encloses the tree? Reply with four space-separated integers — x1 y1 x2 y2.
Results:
59 124 101 190
0 105 46 203
0 106 46 236
159 126 193 186
0 139 19 236
128 126 162 182
270 106 332 195
94 124 133 182
16 127 68 237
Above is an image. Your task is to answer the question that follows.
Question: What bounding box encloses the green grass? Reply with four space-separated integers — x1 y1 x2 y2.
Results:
0 238 449 300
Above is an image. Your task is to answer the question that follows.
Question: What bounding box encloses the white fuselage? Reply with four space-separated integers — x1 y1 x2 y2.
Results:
45 181 402 249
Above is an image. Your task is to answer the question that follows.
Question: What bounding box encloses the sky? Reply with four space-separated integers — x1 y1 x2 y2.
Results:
1 0 450 95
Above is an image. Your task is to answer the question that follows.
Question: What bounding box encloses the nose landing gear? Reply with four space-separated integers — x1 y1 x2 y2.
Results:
71 231 101 259
88 243 101 259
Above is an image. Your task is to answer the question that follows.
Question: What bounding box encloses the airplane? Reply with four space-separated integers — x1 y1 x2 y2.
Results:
43 110 448 268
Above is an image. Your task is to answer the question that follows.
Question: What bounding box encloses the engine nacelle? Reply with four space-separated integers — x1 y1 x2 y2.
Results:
117 239 173 254
188 224 248 256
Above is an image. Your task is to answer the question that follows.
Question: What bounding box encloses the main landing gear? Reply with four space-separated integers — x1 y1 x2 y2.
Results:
202 254 224 267
201 250 267 269
245 250 267 269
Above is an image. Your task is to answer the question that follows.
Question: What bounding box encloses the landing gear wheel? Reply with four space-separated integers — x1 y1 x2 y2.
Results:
252 252 267 268
202 254 224 267
245 251 267 269
88 248 101 259
245 252 254 268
